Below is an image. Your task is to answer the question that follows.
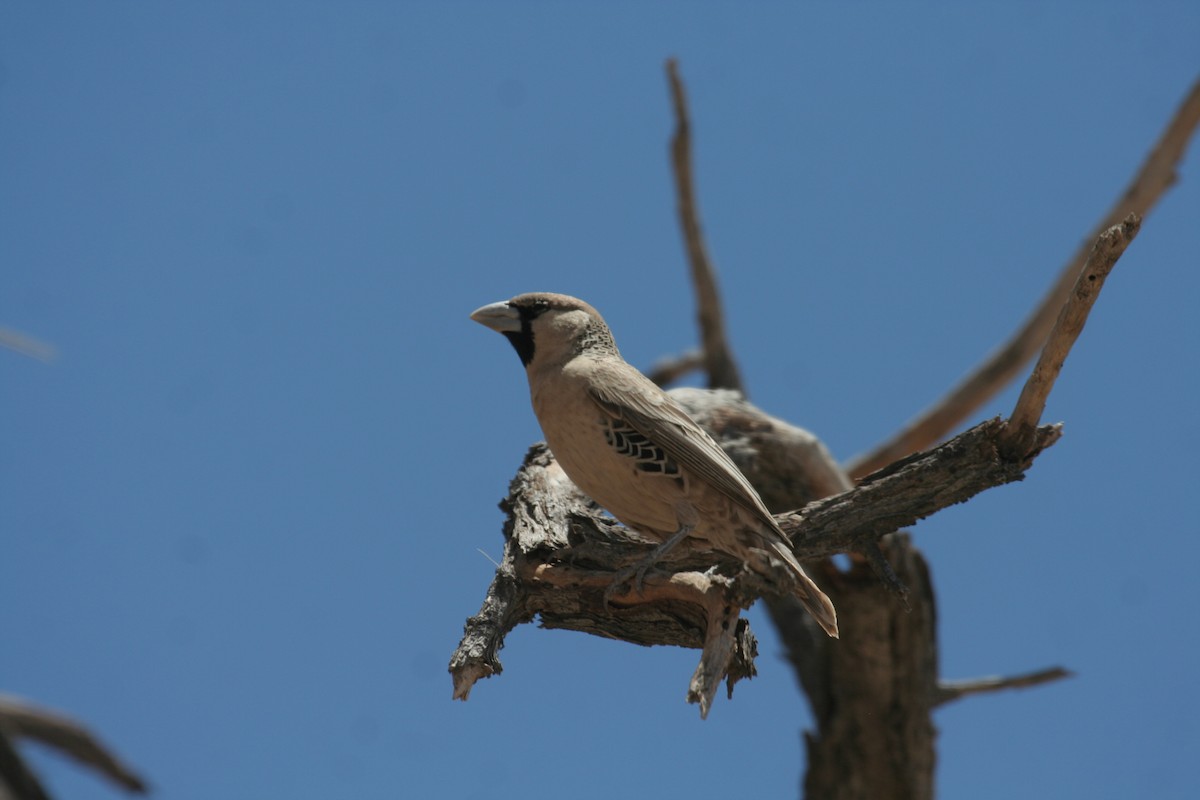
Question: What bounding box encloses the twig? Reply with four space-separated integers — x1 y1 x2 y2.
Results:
1000 216 1140 459
666 58 744 394
645 349 704 387
687 597 749 720
934 666 1073 707
0 695 147 794
448 557 529 701
847 77 1200 478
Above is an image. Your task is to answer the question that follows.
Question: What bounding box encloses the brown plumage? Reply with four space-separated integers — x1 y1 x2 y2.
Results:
470 292 838 638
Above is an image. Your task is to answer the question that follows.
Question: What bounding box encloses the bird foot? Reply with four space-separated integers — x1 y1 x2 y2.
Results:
602 558 656 608
602 524 694 610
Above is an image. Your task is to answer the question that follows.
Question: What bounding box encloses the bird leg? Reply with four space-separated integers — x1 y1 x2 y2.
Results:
604 524 694 606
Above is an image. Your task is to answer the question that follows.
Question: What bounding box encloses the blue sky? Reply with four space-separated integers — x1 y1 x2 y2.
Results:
2 4 1198 799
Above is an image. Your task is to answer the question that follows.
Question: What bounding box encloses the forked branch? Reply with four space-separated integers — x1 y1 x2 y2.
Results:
848 78 1200 478
0 695 147 798
453 184 1140 717
450 399 1061 716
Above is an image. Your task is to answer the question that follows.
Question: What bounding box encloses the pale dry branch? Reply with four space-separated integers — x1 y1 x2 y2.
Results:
847 77 1200 478
1000 216 1140 458
666 59 744 393
935 666 1073 707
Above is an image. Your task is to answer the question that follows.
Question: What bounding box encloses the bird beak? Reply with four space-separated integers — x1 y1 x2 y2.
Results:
470 301 522 333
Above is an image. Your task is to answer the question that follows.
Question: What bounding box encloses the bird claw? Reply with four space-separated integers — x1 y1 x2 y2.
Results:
601 579 627 609
602 523 693 611
603 561 653 609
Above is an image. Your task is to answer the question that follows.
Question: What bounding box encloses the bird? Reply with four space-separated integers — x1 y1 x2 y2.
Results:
470 292 838 638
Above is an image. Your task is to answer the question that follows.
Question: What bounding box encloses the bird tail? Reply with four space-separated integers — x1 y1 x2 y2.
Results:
767 540 839 639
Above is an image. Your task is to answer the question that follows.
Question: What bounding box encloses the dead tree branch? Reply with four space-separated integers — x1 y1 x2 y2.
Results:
848 77 1200 478
0 695 147 798
935 667 1073 707
459 62 1176 800
452 201 1128 746
449 398 1060 716
1000 215 1139 458
667 58 744 393
779 417 1060 556
781 208 1134 787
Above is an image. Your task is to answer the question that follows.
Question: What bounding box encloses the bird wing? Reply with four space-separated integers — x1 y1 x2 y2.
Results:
585 362 780 532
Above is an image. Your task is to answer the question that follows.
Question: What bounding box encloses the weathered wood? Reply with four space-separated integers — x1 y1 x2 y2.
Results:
795 537 938 800
449 392 1061 718
781 417 1061 559
847 77 1200 478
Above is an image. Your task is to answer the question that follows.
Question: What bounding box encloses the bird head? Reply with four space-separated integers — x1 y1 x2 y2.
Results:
470 292 618 368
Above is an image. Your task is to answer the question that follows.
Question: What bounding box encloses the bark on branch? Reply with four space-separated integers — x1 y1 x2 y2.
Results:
450 395 1060 716
1000 215 1139 458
